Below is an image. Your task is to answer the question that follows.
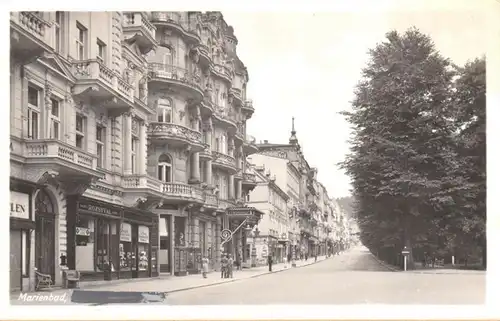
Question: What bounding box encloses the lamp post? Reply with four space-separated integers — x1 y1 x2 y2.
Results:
250 227 260 267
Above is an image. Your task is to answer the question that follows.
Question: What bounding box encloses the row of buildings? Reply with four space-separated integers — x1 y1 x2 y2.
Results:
9 11 352 292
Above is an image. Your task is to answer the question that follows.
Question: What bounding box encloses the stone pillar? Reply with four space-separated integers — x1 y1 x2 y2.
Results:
192 217 200 248
236 180 242 200
138 120 147 175
44 81 52 139
205 159 212 187
190 152 200 183
215 215 221 271
228 175 235 199
123 112 132 175
169 215 175 275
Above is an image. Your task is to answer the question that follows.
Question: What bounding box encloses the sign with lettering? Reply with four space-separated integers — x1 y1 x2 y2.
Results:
79 202 120 216
10 191 30 220
120 223 132 242
76 227 91 236
138 225 149 243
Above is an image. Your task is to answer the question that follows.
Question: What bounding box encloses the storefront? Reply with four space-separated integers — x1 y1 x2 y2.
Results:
10 181 36 292
66 197 158 281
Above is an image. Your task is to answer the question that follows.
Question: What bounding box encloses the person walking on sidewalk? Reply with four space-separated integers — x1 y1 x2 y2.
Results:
202 256 209 278
315 253 318 262
267 255 273 272
220 254 228 279
227 254 234 278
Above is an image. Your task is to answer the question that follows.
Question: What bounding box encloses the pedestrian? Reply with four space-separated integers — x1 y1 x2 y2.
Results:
227 254 234 278
287 252 292 264
267 254 273 272
202 256 209 278
220 254 228 279
315 253 318 262
305 253 308 261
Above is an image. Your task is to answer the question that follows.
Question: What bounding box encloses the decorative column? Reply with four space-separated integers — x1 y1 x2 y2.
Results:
192 217 200 248
236 180 242 200
44 81 53 139
138 120 147 175
169 215 175 275
123 112 132 175
228 175 235 200
190 152 201 183
205 117 213 186
215 215 221 271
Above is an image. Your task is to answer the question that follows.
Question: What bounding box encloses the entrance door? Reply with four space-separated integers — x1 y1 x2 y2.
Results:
35 190 56 283
10 230 22 291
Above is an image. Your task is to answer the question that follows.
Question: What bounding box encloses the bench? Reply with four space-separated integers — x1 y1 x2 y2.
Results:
63 270 80 289
35 270 52 291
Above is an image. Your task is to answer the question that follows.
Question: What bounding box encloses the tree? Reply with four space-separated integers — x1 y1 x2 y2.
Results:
340 27 459 268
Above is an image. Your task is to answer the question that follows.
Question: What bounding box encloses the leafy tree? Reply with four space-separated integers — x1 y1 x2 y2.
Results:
340 27 460 268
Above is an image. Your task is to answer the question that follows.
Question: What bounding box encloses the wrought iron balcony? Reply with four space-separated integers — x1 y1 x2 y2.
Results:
148 63 204 100
148 122 204 151
123 12 157 54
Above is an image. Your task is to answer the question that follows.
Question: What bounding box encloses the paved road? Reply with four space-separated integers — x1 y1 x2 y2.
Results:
165 246 485 305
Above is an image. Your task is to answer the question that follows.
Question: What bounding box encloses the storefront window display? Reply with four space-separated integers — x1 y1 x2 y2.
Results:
138 225 149 271
75 216 95 271
120 222 134 271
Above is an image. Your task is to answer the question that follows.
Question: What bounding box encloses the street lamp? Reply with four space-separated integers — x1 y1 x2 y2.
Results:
250 227 260 267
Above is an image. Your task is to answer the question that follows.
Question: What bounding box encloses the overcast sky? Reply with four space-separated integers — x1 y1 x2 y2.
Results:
223 2 490 198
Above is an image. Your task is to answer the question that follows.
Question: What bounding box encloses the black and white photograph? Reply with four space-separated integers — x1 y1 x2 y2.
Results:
4 0 499 319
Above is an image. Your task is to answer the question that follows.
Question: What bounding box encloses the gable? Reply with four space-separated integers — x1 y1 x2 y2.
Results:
36 53 75 83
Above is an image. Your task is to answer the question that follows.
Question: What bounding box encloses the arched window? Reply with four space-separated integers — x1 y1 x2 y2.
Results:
158 154 172 182
35 189 54 214
157 98 172 123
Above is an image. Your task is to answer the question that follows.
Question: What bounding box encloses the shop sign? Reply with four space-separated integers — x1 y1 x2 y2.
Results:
79 202 120 216
76 227 91 236
120 223 132 242
10 191 30 220
138 225 149 244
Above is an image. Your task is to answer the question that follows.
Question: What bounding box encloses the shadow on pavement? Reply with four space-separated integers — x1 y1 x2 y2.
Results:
70 290 167 305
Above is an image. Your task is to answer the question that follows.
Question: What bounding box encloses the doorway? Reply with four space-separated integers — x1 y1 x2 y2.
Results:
35 190 55 283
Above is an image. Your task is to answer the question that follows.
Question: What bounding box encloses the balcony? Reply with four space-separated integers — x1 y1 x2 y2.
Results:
148 63 204 101
195 43 212 68
210 63 232 84
229 88 243 106
234 123 245 144
241 99 255 118
212 106 237 131
212 151 237 173
148 122 204 152
203 192 218 210
123 12 157 55
71 59 134 112
242 172 257 189
234 169 243 181
16 139 104 188
150 12 201 44
10 12 52 63
243 135 259 155
199 144 212 160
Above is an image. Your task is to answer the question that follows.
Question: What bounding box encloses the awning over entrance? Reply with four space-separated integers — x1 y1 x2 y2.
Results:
226 206 264 228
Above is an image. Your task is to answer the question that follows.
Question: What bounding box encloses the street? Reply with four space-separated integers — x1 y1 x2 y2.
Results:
164 246 485 305
12 246 484 305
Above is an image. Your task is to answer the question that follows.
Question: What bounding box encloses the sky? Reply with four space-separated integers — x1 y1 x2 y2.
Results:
223 2 490 198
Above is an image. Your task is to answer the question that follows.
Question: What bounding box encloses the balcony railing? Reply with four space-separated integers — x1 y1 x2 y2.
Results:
150 12 200 40
163 182 204 201
71 59 134 100
123 12 156 40
148 122 203 145
204 192 218 207
213 106 238 125
11 12 50 40
148 63 203 92
24 139 97 170
212 151 236 168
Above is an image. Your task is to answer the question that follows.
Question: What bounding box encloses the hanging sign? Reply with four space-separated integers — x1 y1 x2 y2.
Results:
138 225 149 243
76 227 91 236
120 223 132 242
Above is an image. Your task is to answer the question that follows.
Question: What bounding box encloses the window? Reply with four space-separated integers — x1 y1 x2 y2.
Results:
54 11 64 53
214 88 219 105
138 225 150 271
131 136 138 174
158 154 172 182
157 99 172 123
215 138 220 152
75 215 95 272
97 38 106 63
221 135 227 154
49 98 60 139
163 47 173 66
76 22 87 60
75 114 86 149
96 125 105 168
27 86 40 139
120 222 133 271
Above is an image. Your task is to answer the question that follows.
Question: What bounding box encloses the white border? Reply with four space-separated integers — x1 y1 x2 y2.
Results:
2 0 499 319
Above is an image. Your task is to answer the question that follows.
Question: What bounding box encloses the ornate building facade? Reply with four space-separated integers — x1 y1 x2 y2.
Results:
9 11 260 292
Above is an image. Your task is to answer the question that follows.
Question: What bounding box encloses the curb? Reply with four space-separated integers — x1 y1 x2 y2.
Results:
164 257 329 294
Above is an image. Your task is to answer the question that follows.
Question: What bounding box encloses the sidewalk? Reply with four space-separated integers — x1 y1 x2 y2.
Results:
11 256 329 301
